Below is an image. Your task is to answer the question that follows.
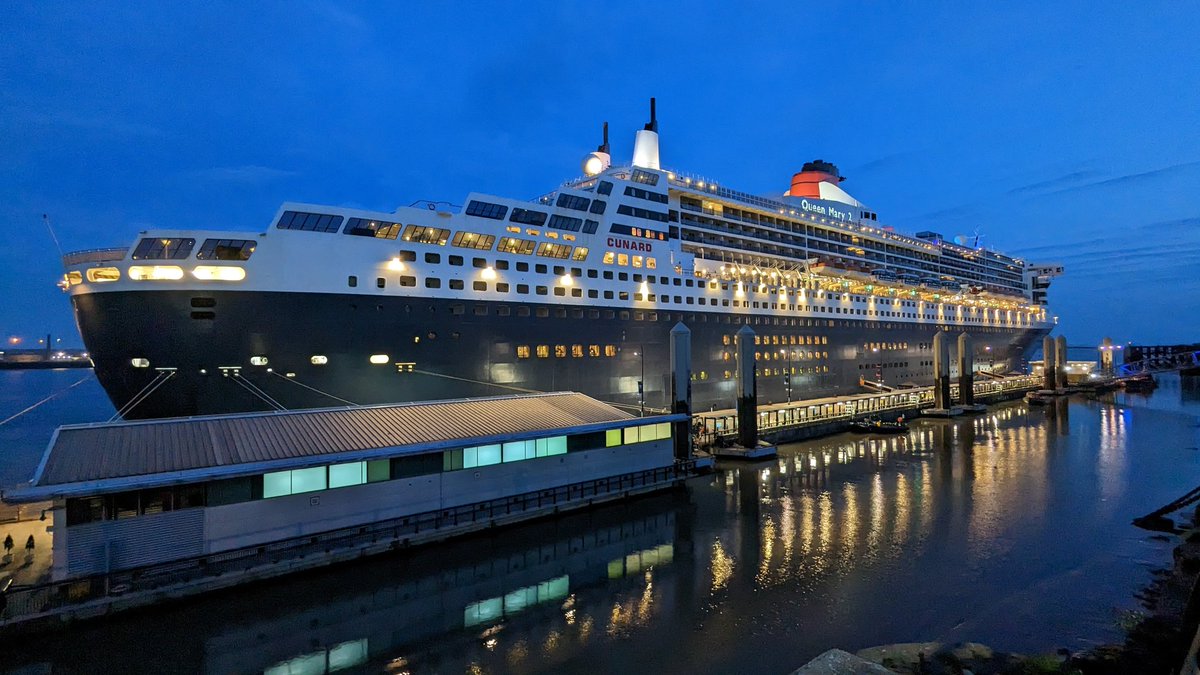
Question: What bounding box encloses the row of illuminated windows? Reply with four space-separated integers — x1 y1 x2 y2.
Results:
725 334 830 347
602 252 659 269
623 185 669 204
517 344 619 359
131 237 256 261
746 350 829 361
65 426 673 524
609 223 669 241
721 366 830 379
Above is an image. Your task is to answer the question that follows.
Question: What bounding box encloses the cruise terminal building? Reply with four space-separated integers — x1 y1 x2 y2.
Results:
4 392 691 586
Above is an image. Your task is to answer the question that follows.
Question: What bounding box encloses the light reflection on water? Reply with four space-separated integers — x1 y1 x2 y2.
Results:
1 373 1199 674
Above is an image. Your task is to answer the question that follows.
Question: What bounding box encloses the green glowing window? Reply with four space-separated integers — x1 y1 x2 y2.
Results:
329 462 366 489
606 429 622 447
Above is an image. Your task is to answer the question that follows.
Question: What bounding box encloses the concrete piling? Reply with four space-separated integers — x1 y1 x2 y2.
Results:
670 322 692 461
1043 335 1056 391
958 332 973 406
735 326 757 449
933 331 951 409
1055 335 1068 389
1100 337 1114 376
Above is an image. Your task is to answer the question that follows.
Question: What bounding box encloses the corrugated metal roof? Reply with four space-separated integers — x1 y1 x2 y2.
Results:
33 392 636 488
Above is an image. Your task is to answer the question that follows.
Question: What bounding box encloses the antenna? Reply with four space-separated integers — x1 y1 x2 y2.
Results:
644 97 658 132
43 214 65 263
597 121 610 154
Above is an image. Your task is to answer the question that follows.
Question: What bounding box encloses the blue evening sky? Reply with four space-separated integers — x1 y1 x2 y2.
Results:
1 2 1197 348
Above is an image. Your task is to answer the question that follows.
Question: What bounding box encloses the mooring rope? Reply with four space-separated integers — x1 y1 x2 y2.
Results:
231 373 285 411
268 370 358 406
109 371 175 422
0 373 93 427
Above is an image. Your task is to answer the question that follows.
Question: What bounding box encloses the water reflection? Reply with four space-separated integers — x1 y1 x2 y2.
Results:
4 392 1200 674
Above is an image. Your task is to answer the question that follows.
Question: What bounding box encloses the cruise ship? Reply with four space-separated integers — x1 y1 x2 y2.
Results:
59 100 1063 419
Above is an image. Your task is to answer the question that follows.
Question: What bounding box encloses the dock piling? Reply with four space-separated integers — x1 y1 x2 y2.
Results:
958 332 974 406
1043 336 1056 391
1055 335 1068 389
670 322 692 461
933 331 951 409
735 326 757 448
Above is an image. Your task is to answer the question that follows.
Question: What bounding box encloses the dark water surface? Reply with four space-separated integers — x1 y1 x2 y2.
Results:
2 371 1199 674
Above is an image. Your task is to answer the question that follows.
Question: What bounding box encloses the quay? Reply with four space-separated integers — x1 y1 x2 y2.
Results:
0 391 706 632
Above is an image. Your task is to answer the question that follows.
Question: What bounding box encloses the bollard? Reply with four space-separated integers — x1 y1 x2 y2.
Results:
1043 335 1056 391
1055 335 1068 389
735 325 757 448
958 332 974 405
933 331 951 409
670 322 692 461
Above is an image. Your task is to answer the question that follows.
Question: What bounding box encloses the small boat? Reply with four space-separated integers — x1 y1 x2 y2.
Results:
1027 386 1056 401
850 416 909 434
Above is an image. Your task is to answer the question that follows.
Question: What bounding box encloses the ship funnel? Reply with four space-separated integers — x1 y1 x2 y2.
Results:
632 97 660 170
582 121 612 176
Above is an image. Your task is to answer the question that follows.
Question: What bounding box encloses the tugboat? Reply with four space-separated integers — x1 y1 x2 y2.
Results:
849 416 909 434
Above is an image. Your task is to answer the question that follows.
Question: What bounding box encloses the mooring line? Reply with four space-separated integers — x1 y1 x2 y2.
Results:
0 373 93 427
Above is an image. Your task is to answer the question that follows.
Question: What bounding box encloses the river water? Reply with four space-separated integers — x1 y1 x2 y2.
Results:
1 370 1199 674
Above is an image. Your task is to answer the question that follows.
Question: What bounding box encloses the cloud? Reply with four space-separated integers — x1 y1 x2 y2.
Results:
191 165 298 183
1042 160 1200 196
1006 170 1104 196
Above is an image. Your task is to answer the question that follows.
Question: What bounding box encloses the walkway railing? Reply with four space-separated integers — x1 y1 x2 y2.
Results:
1118 351 1200 377
0 461 697 627
695 375 1039 444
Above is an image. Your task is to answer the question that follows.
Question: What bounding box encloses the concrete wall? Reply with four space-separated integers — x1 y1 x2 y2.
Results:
57 441 674 578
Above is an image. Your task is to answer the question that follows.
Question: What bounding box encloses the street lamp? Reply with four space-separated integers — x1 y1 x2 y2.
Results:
633 348 645 417
779 348 793 403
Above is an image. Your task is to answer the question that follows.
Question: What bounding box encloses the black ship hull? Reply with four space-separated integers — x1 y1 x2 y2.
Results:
72 290 1048 419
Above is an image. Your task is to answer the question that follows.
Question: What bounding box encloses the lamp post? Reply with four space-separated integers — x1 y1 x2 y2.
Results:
633 348 645 417
872 346 883 385
779 348 793 403
985 345 994 372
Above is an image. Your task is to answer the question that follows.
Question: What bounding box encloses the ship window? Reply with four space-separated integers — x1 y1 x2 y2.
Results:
376 277 385 288
536 264 548 273
516 262 529 272
399 250 416 262
496 282 509 293
472 258 487 268
344 217 402 239
132 237 195 260
622 186 669 204
449 279 463 290
510 208 548 226
401 225 451 245
604 291 614 299
586 269 598 278
517 284 529 294
400 275 415 286
497 237 536 255
556 194 591 211
473 281 487 291
425 278 440 288
603 271 613 280
583 219 599 234
425 252 440 264
572 247 589 261
276 210 344 233
631 169 659 186
587 289 598 298
348 275 357 287
517 345 530 359
473 305 487 316
597 180 614 196
86 267 121 283
536 307 549 317
196 239 256 261
536 286 548 295
548 214 583 231
619 291 629 300
451 231 496 250
449 255 463 266
589 200 607 215
554 287 565 296
536 242 572 259
464 200 509 220
616 204 669 222
517 306 530 317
